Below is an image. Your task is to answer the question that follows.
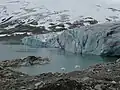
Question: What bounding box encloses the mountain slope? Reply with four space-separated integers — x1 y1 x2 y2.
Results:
0 0 120 34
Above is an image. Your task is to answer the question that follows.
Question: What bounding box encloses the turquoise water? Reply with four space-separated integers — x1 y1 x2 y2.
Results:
0 43 117 75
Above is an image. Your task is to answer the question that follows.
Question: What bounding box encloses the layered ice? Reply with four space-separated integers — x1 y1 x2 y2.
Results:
22 21 120 56
22 31 63 48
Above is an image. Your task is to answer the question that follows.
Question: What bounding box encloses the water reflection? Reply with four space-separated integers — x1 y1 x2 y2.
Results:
0 42 117 75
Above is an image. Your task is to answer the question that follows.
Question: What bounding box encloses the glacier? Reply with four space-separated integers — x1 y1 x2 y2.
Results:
1 0 120 56
22 32 63 48
22 21 120 56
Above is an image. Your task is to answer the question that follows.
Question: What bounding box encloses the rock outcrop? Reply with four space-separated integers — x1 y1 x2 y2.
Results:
0 56 50 67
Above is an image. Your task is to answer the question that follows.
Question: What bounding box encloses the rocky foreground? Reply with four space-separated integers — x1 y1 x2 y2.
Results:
0 56 120 90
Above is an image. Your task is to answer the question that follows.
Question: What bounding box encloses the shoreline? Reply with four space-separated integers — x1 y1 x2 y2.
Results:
0 56 120 90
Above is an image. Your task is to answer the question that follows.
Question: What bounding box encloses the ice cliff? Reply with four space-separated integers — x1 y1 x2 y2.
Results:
22 21 120 56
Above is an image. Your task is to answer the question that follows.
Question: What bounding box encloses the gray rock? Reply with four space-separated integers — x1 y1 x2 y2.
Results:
81 77 90 81
116 58 120 63
20 86 26 89
0 56 50 67
111 81 117 84
35 81 43 87
40 79 82 90
94 84 102 90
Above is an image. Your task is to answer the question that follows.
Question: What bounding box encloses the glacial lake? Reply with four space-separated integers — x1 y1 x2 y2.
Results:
0 42 117 75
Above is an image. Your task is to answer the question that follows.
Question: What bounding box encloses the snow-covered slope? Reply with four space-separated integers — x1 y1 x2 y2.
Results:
0 0 120 34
